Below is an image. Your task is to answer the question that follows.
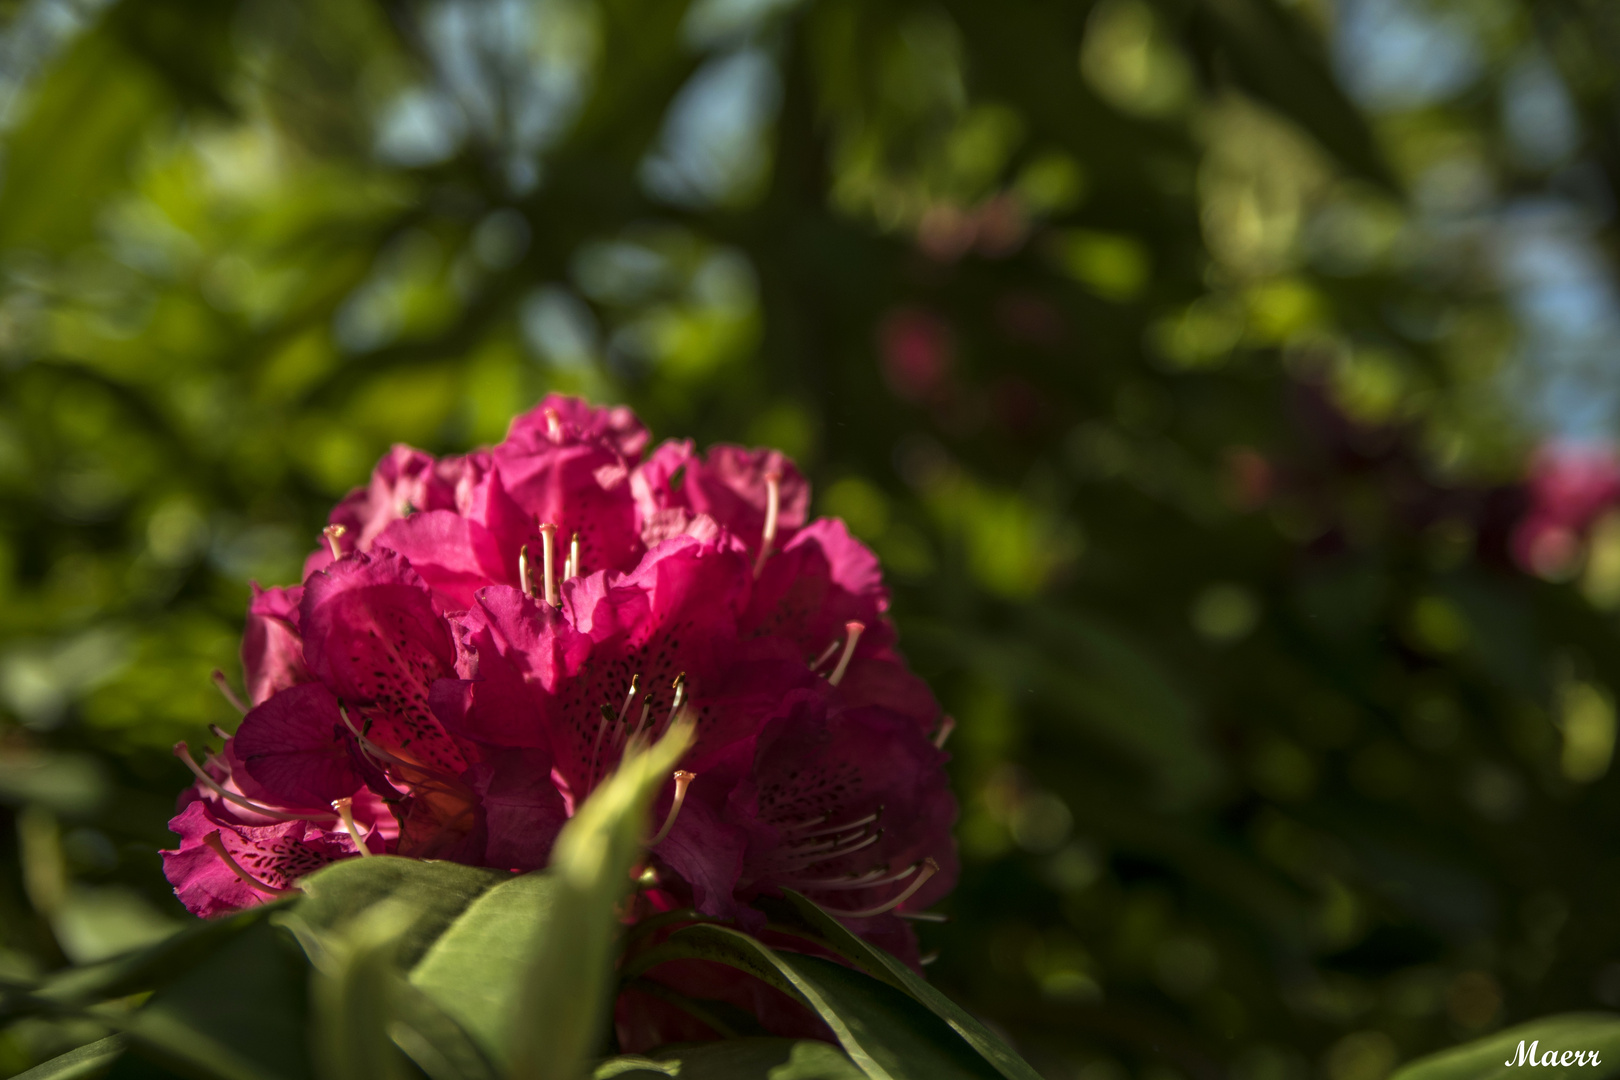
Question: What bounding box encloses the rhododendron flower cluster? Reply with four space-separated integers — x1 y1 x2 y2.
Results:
164 396 957 963
1513 442 1620 579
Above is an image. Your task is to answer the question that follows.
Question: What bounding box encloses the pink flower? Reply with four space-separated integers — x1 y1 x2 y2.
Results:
1512 442 1620 578
166 395 956 985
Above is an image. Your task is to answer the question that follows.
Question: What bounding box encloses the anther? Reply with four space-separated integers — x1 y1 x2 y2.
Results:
538 523 559 607
618 674 641 724
203 832 301 898
519 544 534 598
933 715 956 750
828 622 865 686
211 670 247 715
174 742 332 822
648 771 697 847
753 469 782 577
827 858 939 919
331 797 370 856
322 524 347 562
208 723 232 741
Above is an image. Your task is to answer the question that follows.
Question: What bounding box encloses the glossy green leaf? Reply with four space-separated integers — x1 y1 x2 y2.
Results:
508 716 695 1080
291 855 514 968
651 1038 865 1079
124 918 310 1080
407 871 559 1068
629 923 1000 1080
9 1034 129 1080
307 901 416 1080
1390 1013 1620 1080
776 891 1043 1080
386 981 500 1080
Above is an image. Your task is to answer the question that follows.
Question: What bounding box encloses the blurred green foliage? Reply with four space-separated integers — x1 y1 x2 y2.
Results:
3 0 1620 1076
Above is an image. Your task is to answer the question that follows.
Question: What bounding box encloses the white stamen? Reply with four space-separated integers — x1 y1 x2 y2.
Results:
545 407 563 441
211 670 247 715
753 469 781 577
826 858 939 919
174 742 334 822
787 809 882 840
332 798 370 856
900 911 949 923
828 621 865 686
519 544 534 597
618 674 641 724
568 532 581 580
920 951 940 965
322 524 346 561
932 715 956 749
203 832 301 898
539 523 559 607
782 863 920 891
775 829 882 871
809 638 843 671
648 771 696 847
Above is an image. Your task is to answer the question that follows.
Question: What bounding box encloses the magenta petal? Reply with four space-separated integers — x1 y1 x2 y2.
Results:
745 518 893 661
506 393 651 459
466 748 569 871
493 439 643 576
374 510 512 611
635 442 809 557
234 682 361 808
242 584 310 706
330 444 466 550
163 801 361 918
652 779 747 920
300 550 465 776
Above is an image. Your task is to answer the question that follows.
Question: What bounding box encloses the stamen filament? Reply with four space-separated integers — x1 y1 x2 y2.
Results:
933 715 956 750
569 532 581 580
629 700 653 744
648 771 696 847
782 828 876 857
202 832 301 898
539 523 559 607
774 830 882 871
211 670 247 715
778 813 830 832
900 911 949 923
174 742 333 822
519 544 534 598
545 408 562 441
828 622 865 687
331 797 370 856
618 674 641 724
826 858 939 919
788 808 882 839
322 524 347 562
809 638 843 671
920 951 940 965
753 470 782 577
208 723 232 741
780 864 920 891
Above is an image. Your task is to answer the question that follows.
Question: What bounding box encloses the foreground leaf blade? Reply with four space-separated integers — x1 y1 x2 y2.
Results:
1390 1013 1620 1080
509 717 695 1080
778 891 1042 1080
631 924 999 1080
10 1034 129 1080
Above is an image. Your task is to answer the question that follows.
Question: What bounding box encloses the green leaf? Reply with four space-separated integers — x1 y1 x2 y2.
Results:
386 981 500 1080
1390 1013 1620 1080
291 855 514 968
124 918 311 1080
306 900 416 1080
9 1034 129 1080
651 1038 866 1079
629 924 1000 1080
775 891 1043 1080
407 871 559 1068
508 716 696 1080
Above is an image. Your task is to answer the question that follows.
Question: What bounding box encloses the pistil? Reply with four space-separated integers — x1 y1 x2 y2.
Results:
827 621 865 686
753 469 781 577
202 832 301 898
322 524 347 561
647 770 697 846
538 522 559 607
